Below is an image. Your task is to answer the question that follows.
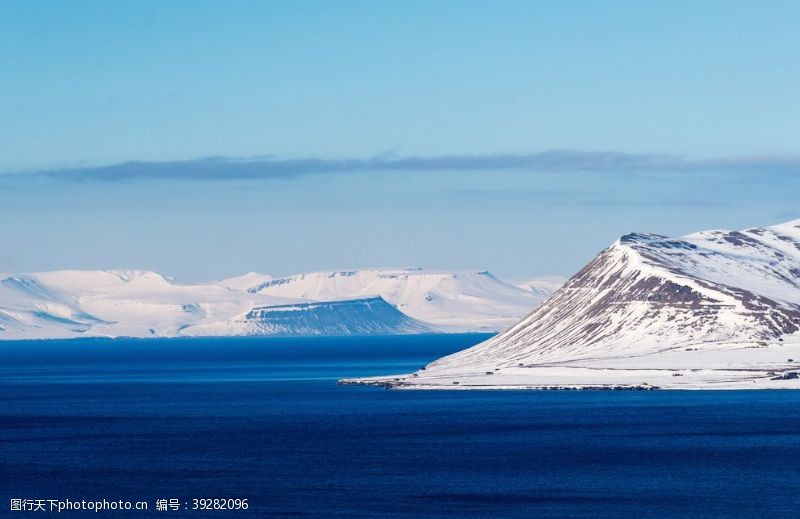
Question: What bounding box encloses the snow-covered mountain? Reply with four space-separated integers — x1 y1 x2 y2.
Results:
0 269 288 339
244 268 547 331
184 296 433 337
0 268 553 340
344 219 800 390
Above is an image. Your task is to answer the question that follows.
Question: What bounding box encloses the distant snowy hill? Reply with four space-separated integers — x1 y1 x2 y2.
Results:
0 269 291 340
215 271 273 291
244 269 549 332
185 296 433 337
0 268 554 340
516 277 565 298
344 219 800 390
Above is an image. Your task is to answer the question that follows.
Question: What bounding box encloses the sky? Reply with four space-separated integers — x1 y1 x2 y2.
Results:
1 0 799 281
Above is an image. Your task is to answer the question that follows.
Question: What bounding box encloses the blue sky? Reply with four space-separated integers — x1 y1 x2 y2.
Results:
1 1 799 281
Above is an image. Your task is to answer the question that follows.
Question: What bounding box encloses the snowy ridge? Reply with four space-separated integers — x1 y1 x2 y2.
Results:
246 268 548 331
343 219 800 390
516 277 566 298
0 269 286 339
184 296 433 337
0 268 553 340
215 271 273 291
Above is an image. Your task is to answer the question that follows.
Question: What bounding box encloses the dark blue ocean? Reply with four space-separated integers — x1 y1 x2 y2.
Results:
2 334 800 517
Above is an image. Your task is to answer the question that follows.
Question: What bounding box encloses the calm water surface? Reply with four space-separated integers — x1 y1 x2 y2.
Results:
1 335 800 517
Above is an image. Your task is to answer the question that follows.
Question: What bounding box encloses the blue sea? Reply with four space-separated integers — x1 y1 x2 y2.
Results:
2 334 800 517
